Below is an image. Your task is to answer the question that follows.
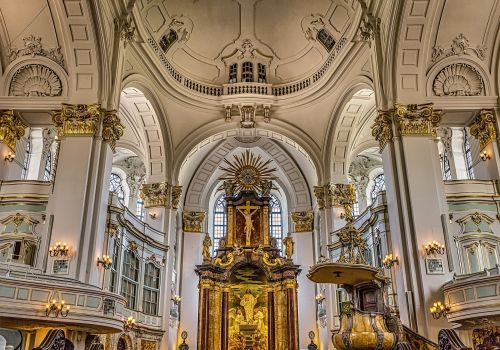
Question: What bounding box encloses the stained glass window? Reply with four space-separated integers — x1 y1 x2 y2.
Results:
370 174 386 203
110 173 125 204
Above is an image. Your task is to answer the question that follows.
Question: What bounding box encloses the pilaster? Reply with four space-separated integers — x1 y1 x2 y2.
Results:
0 110 27 180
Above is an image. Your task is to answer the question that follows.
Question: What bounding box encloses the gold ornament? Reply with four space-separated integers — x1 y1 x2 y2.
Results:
394 103 441 136
102 110 124 151
140 182 171 208
469 109 497 150
0 110 27 150
219 150 276 194
291 211 314 232
372 110 393 151
282 236 294 260
313 186 325 209
263 252 284 266
183 211 205 233
171 186 182 209
52 103 101 137
202 233 212 262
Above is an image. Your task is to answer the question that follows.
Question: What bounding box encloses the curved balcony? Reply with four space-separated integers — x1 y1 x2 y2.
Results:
443 267 500 328
0 267 126 333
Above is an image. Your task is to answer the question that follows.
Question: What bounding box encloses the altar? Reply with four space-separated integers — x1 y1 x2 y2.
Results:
195 151 300 350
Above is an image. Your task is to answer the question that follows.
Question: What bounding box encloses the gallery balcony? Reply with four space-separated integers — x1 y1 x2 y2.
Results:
443 266 500 327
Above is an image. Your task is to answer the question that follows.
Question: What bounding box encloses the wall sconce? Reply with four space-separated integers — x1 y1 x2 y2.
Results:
97 255 113 269
382 254 399 269
4 152 15 162
172 295 181 305
424 240 445 256
430 301 449 319
448 213 453 224
124 316 137 331
315 292 325 305
49 242 69 257
480 150 491 161
149 212 158 220
45 298 70 317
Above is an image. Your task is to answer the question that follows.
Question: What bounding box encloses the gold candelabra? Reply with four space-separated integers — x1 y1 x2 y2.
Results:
45 298 70 317
424 241 445 256
97 255 113 269
49 242 69 257
430 301 449 319
124 316 137 331
382 254 399 269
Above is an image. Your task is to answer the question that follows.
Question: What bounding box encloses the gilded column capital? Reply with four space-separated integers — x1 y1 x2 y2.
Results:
328 183 356 221
140 182 171 208
182 211 206 233
0 110 27 150
52 103 101 137
371 110 393 151
394 103 441 136
290 211 314 232
469 109 497 150
171 186 183 209
102 110 124 151
313 186 325 209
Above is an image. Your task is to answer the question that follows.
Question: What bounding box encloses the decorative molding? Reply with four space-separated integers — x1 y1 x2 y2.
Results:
394 103 441 136
116 17 136 45
171 186 182 210
469 109 497 150
102 110 124 151
167 15 193 44
0 110 27 150
239 105 255 128
328 183 356 207
140 182 171 208
9 64 62 97
371 110 393 151
432 63 483 96
8 35 64 67
432 34 487 62
313 186 325 209
52 103 101 137
301 14 326 41
182 211 205 233
117 157 146 198
291 211 314 232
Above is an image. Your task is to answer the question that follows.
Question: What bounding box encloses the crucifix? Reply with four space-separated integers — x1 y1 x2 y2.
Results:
236 201 260 246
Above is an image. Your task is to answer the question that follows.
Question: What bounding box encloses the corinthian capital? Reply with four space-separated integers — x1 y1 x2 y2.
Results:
313 186 326 209
140 182 171 208
469 109 497 150
394 103 441 136
52 103 101 137
371 110 393 151
102 110 125 151
0 110 27 150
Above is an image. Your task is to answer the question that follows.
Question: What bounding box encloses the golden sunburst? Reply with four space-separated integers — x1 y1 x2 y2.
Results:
219 150 276 193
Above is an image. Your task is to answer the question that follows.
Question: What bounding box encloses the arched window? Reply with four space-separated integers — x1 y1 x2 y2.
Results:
110 173 125 204
242 62 254 82
159 30 178 52
121 250 139 309
257 63 266 83
463 128 475 179
317 28 336 51
143 263 160 315
370 174 386 203
213 195 227 253
269 194 283 250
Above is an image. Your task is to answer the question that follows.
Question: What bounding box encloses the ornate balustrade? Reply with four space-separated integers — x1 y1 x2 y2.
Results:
223 82 272 95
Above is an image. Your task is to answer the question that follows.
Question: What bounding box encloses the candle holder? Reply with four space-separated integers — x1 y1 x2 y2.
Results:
424 241 445 256
124 316 137 331
382 254 399 269
45 298 70 317
49 242 69 257
97 255 113 269
430 301 449 319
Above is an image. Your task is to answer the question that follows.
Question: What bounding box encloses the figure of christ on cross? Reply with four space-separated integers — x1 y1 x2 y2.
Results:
236 201 260 246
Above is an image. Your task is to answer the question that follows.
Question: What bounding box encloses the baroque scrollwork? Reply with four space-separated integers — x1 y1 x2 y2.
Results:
0 110 27 150
102 110 124 151
8 35 64 67
182 211 206 233
433 63 483 96
140 182 171 208
9 64 62 97
52 103 101 137
432 33 487 62
371 110 393 151
171 186 183 210
313 186 326 209
469 109 497 150
291 211 314 232
394 103 441 136
239 105 256 128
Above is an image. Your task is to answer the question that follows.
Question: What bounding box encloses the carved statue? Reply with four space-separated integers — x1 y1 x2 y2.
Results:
283 236 294 260
240 289 259 322
237 202 260 246
202 233 212 262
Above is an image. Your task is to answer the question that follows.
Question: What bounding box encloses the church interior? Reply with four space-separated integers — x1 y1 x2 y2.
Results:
0 0 499 349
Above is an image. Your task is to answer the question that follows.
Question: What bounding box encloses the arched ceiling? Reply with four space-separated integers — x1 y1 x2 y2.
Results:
138 0 356 84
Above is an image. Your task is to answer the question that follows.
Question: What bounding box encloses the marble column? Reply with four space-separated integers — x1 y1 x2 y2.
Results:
373 103 452 340
45 105 123 286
